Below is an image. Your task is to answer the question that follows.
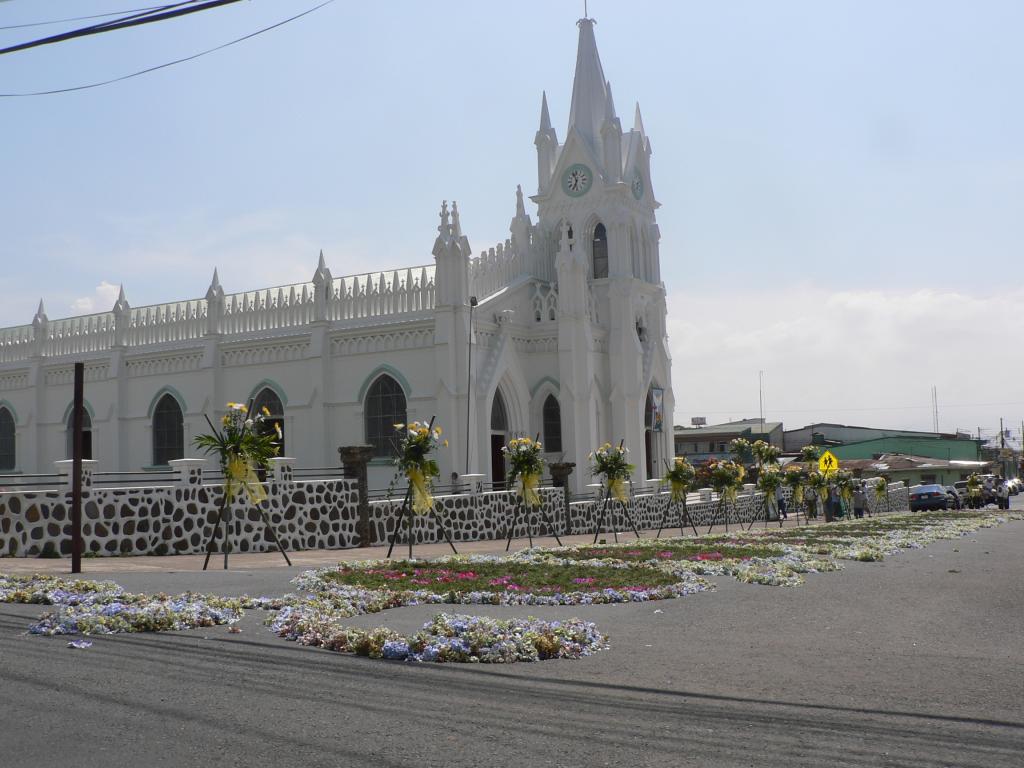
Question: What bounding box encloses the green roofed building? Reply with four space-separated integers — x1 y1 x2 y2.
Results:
827 436 981 462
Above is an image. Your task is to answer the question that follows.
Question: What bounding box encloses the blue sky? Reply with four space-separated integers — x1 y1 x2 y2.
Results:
1 0 1022 439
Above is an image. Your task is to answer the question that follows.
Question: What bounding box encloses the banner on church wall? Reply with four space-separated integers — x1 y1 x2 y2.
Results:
650 388 664 433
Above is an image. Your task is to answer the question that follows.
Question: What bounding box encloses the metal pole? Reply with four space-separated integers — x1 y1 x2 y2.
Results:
71 362 84 574
464 296 477 476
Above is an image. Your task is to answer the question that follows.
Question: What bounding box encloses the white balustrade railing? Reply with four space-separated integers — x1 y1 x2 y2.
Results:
0 265 439 363
469 238 553 300
43 313 116 357
0 324 34 363
124 299 207 346
221 284 316 335
329 266 435 322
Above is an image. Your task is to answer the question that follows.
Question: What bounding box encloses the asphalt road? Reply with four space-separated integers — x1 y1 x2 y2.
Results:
1 518 1022 767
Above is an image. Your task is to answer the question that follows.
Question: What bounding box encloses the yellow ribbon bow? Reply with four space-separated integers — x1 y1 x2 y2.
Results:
224 455 267 505
407 466 434 514
669 478 687 504
520 472 541 508
608 476 628 504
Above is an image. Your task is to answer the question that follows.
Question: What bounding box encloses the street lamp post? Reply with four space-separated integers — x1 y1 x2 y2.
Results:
465 296 478 477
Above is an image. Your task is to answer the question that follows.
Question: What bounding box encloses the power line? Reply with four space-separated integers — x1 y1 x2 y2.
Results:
0 4 181 31
0 1 241 56
0 0 337 97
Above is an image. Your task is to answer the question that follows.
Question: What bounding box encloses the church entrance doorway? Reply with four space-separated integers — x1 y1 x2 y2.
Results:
490 391 509 489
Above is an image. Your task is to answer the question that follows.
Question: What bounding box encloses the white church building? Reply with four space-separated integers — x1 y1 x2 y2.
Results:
0 17 674 493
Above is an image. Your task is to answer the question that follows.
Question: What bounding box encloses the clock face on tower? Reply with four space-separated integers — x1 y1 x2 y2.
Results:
631 171 644 200
562 163 593 197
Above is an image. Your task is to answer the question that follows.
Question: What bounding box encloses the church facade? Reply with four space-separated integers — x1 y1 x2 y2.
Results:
0 17 674 493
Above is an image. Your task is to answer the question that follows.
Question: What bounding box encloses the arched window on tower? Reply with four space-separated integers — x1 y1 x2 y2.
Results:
542 395 562 454
364 375 407 458
0 407 14 471
252 388 285 457
65 407 93 460
152 394 184 466
592 223 608 279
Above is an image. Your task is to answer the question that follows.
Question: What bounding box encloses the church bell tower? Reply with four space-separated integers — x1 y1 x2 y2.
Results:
532 16 674 489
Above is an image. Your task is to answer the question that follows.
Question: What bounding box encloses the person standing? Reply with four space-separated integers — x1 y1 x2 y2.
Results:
997 479 1010 510
775 483 788 520
853 482 867 519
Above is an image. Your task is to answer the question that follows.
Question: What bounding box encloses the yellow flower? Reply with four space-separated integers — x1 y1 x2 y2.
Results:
443 439 449 447
261 406 271 416
274 423 283 438
435 426 442 436
221 415 230 426
393 423 405 430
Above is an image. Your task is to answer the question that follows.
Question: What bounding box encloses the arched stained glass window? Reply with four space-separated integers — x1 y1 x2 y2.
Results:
0 407 14 471
542 395 562 454
152 394 184 466
364 375 407 458
592 222 609 279
252 388 285 456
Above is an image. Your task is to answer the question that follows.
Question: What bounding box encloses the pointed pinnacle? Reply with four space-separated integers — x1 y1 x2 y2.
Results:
317 249 327 269
634 102 645 134
605 80 617 120
515 184 526 217
211 267 221 287
539 91 552 132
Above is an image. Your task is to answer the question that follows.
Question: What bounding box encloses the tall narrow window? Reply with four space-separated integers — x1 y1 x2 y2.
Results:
592 222 609 279
491 391 508 432
152 394 184 466
542 395 562 454
364 375 406 458
0 407 14 471
252 388 285 456
65 408 93 460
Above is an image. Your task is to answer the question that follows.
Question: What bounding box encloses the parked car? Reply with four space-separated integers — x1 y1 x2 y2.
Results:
943 486 962 509
910 484 949 511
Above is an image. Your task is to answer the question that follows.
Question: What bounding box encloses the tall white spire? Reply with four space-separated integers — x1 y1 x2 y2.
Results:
567 18 609 155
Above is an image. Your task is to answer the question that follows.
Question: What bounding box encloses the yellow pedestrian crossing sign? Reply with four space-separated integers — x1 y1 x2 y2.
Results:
818 450 839 474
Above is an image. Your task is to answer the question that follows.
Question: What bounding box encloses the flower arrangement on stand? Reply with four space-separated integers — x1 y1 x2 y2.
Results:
387 419 456 558
193 400 288 569
394 421 446 515
755 465 783 528
783 466 807 522
590 442 635 503
504 437 544 508
833 471 854 518
658 457 698 537
501 436 562 547
589 441 641 542
805 470 829 521
707 459 745 532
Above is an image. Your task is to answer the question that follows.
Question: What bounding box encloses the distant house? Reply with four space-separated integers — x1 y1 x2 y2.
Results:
674 418 783 462
807 453 992 487
783 422 980 462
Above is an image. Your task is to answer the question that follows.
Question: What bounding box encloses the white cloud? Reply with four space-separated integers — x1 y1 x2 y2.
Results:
666 285 1024 436
70 281 121 314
